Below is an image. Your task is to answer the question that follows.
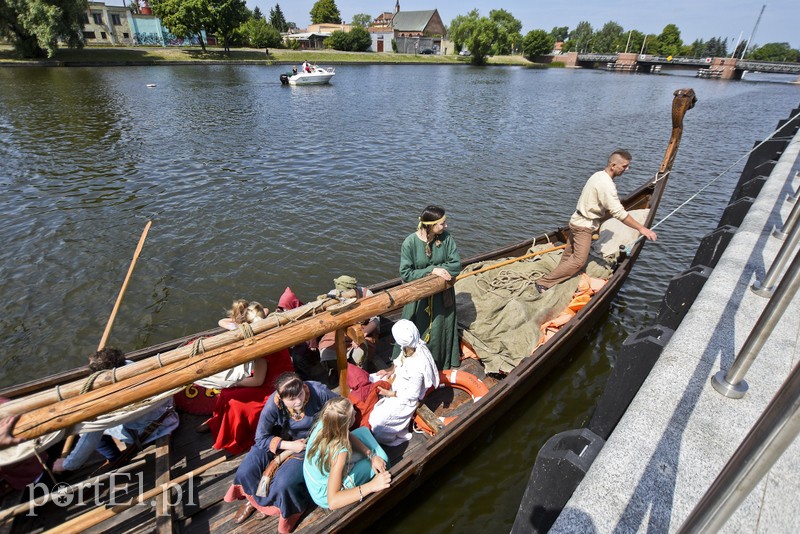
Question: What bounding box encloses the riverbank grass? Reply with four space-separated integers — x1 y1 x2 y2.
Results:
0 44 544 67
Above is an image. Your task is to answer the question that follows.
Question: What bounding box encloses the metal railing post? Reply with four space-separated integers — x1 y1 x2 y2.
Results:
788 170 799 204
773 194 800 240
678 358 800 533
752 210 800 297
713 248 800 398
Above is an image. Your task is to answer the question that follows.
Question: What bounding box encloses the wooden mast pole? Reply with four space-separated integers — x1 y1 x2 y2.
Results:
10 275 451 442
0 297 339 418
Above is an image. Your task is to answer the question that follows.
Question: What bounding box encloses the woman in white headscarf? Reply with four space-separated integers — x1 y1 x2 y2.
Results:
367 320 440 446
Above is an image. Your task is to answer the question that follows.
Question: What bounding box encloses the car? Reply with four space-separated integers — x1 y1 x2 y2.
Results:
420 48 434 55
459 49 471 56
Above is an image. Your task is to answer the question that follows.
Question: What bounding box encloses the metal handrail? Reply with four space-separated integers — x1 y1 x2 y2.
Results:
752 198 800 297
773 193 800 240
712 247 800 398
678 350 800 532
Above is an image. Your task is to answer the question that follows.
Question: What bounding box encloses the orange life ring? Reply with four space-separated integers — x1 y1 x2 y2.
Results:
413 369 489 435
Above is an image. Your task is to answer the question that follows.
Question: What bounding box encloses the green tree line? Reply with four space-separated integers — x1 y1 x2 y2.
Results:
2 0 797 62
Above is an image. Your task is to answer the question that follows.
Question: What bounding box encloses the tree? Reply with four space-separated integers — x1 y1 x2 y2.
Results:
685 38 704 58
522 29 554 60
550 26 568 42
593 21 624 53
489 8 522 55
706 37 728 57
210 0 249 54
240 18 281 48
269 3 287 32
347 26 371 51
562 20 592 53
309 0 341 24
463 16 499 65
656 23 682 57
448 9 479 53
625 29 645 54
637 33 659 55
252 6 263 20
150 0 212 52
325 26 370 51
749 42 800 62
0 0 86 58
351 13 371 28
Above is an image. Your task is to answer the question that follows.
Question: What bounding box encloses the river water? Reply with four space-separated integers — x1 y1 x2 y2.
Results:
1 64 798 531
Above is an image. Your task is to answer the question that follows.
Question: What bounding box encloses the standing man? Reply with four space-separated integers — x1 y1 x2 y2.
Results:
536 150 657 292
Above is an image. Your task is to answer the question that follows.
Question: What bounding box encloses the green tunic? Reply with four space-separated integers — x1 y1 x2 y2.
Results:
395 231 462 370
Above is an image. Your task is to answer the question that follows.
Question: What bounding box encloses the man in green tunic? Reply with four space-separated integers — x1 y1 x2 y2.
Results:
395 206 462 370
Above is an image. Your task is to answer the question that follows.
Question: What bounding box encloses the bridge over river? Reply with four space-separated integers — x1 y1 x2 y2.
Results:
550 52 800 80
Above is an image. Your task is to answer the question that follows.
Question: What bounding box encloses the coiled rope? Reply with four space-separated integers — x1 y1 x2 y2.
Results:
477 269 542 296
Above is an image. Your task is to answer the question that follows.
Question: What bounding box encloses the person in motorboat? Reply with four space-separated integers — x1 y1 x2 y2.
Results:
224 372 338 531
52 348 179 473
302 397 391 510
395 205 461 370
302 60 312 73
535 150 657 293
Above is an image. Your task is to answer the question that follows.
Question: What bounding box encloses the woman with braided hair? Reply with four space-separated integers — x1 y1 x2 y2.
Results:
224 372 337 531
394 205 461 370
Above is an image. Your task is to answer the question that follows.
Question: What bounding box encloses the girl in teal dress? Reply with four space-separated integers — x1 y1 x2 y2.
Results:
303 398 391 510
395 205 462 370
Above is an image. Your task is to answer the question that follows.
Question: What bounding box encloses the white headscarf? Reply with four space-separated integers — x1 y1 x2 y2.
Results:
391 319 439 391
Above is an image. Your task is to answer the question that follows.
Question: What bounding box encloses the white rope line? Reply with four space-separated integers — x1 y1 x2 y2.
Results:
623 110 800 255
652 108 800 232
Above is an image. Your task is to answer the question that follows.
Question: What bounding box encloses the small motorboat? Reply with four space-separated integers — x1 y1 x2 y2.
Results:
280 65 335 86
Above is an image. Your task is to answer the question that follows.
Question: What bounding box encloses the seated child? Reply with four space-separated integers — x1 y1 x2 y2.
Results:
302 397 391 510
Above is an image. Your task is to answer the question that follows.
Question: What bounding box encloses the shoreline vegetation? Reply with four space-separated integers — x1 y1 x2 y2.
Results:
0 44 553 68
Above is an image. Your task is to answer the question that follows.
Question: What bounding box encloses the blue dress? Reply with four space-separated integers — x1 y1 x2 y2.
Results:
228 381 337 518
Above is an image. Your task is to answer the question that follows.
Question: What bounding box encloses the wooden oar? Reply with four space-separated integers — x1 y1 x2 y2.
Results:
61 221 152 458
0 458 147 523
42 455 227 534
97 220 152 350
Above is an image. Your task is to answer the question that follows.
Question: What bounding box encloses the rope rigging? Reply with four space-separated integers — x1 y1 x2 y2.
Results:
625 108 800 253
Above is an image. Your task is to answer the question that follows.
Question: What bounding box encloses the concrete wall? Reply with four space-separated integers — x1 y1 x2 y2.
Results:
83 4 132 45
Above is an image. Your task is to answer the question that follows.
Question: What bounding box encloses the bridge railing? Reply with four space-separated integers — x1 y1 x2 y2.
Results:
576 53 618 62
738 60 800 74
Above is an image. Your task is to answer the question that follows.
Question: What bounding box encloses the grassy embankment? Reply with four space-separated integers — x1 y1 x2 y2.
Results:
0 44 544 67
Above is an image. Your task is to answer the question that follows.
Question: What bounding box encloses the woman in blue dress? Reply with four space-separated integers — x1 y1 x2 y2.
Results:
224 372 337 532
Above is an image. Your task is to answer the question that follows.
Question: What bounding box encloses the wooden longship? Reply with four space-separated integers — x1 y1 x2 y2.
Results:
0 89 696 534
